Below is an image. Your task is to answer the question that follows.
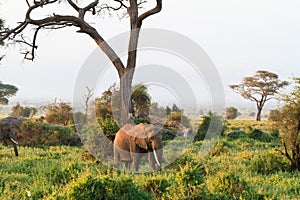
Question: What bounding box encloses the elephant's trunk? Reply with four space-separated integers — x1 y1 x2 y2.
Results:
153 149 161 166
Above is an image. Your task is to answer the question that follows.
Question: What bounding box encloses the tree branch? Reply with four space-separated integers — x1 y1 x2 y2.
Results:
66 0 79 12
137 0 162 27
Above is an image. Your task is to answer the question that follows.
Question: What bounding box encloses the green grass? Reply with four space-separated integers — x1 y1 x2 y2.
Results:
0 119 299 199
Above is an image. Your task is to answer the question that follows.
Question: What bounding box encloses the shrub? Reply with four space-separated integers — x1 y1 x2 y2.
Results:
98 118 119 141
163 163 208 199
194 112 224 141
66 174 152 200
249 152 289 174
206 171 247 198
226 130 247 140
248 129 274 142
142 176 171 199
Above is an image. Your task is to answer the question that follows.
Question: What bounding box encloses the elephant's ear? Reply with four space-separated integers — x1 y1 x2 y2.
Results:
135 137 148 149
134 125 148 149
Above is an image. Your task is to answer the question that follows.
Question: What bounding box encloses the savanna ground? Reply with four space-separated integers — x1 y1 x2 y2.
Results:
1 120 300 200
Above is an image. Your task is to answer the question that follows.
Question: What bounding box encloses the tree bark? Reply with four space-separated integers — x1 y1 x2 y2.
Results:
256 106 262 121
120 68 135 125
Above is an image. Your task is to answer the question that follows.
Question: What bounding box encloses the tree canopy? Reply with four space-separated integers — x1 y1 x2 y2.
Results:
229 70 288 121
0 81 18 105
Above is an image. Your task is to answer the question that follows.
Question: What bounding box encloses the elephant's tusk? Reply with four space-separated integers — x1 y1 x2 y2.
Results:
10 138 18 145
153 149 161 166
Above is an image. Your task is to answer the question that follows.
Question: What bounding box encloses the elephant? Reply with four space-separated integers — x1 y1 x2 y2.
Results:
0 116 26 157
113 123 163 171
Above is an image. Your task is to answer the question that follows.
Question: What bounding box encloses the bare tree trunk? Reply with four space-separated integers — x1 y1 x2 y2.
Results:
120 69 135 125
256 106 262 121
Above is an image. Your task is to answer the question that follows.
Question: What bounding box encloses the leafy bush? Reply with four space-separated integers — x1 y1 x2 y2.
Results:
98 118 119 141
250 152 289 174
66 174 152 200
17 121 80 146
206 171 248 198
163 163 208 199
194 112 224 141
249 129 274 142
226 130 247 140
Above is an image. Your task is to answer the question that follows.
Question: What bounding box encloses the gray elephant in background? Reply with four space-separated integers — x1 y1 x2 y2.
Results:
0 117 26 157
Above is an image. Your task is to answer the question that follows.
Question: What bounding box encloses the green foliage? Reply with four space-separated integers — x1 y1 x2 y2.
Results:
206 171 248 198
131 84 151 118
80 119 114 159
194 112 224 141
10 103 37 118
226 130 247 140
248 129 274 142
163 163 208 199
98 117 119 141
0 81 18 105
249 151 289 174
134 117 150 125
66 174 151 200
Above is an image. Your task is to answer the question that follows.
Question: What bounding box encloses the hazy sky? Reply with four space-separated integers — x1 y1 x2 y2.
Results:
0 0 300 109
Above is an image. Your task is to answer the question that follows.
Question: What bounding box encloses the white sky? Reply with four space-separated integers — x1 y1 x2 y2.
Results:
0 0 300 110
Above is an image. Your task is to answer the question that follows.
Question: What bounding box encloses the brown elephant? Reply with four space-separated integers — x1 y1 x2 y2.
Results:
113 123 163 171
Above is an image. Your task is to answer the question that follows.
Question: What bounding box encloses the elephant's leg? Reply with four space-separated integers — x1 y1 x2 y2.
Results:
13 143 18 157
148 152 156 170
132 154 142 171
125 161 131 169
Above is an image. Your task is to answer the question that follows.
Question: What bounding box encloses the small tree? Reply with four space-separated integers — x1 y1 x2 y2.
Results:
229 70 288 121
276 77 300 171
11 103 37 118
44 102 73 126
131 84 151 118
0 81 18 105
225 107 238 120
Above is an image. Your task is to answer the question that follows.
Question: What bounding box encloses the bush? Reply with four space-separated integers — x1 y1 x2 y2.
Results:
98 118 119 141
226 130 247 140
206 171 248 198
194 112 224 141
249 152 289 174
248 129 274 142
16 121 80 146
66 174 152 200
163 163 208 199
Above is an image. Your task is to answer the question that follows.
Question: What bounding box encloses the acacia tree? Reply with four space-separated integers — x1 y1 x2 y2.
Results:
0 0 162 124
276 78 300 171
0 81 18 105
229 70 288 121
